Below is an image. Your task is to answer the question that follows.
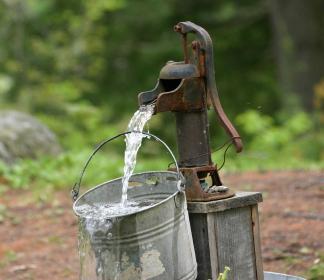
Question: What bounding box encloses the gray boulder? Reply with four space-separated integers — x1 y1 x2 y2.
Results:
0 110 62 163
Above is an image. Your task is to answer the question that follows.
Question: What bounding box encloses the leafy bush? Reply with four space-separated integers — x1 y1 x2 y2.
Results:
212 110 323 171
0 137 170 201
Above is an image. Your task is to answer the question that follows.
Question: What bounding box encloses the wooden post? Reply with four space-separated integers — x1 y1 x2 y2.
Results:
187 192 263 280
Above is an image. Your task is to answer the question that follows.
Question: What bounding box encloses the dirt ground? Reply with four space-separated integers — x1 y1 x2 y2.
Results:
0 170 323 280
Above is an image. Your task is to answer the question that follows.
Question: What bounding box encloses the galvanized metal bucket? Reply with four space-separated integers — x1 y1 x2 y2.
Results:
72 131 197 280
264 271 305 280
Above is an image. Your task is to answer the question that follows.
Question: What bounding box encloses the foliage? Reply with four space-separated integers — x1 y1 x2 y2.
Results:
307 253 324 280
0 139 170 201
217 266 230 280
0 0 279 116
212 110 323 171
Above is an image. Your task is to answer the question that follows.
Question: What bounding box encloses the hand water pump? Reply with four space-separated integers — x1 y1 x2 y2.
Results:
138 21 243 202
139 22 264 280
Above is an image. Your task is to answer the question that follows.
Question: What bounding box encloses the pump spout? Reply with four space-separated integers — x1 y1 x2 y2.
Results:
138 61 205 114
139 61 201 105
138 81 161 106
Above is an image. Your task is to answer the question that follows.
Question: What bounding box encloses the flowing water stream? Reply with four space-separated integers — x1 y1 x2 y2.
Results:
121 104 155 206
76 104 156 280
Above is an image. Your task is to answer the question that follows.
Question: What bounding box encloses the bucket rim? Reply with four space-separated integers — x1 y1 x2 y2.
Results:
73 170 182 219
264 271 305 280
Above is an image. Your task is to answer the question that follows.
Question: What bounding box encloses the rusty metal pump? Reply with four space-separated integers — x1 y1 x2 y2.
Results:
138 21 243 202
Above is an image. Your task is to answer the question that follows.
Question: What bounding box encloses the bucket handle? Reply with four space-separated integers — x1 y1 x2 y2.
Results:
71 130 184 201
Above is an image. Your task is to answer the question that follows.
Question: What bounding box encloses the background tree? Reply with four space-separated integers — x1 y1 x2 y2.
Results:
269 0 324 112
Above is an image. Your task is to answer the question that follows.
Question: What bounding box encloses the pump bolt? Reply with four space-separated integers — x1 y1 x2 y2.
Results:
191 41 200 50
207 185 229 193
174 25 182 32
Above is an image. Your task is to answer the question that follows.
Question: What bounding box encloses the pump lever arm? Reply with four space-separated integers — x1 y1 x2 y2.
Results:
174 21 243 153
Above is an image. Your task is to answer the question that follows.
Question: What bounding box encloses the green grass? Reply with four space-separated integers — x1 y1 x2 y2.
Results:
0 250 18 268
307 253 324 280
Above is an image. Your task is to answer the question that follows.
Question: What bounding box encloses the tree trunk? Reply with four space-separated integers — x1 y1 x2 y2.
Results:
269 0 324 111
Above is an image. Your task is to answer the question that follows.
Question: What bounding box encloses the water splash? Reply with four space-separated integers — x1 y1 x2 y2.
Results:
76 200 156 221
121 104 155 206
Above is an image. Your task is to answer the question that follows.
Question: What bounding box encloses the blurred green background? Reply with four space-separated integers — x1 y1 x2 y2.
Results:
0 0 323 194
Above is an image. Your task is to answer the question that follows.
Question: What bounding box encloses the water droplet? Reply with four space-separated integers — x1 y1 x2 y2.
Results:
97 265 103 275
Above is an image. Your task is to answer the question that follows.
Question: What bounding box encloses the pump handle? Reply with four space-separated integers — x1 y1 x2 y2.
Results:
174 21 243 153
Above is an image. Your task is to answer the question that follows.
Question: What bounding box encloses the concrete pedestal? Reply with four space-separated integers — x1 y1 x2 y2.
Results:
187 192 263 280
